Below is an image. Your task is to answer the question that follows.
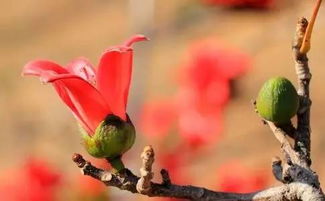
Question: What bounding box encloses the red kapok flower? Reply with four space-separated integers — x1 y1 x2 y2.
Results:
22 35 148 135
23 35 148 165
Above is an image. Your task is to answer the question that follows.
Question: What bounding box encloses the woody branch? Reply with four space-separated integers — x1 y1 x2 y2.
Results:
73 2 325 201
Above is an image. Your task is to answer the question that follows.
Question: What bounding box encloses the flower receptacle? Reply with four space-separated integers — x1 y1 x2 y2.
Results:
82 114 136 160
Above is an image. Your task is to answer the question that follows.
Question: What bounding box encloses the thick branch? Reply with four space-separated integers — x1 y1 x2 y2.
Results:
292 17 312 166
72 153 324 201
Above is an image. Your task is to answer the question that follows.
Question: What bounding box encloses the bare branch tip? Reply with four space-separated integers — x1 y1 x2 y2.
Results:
298 17 308 28
160 169 172 186
72 153 86 168
142 145 155 159
137 145 155 194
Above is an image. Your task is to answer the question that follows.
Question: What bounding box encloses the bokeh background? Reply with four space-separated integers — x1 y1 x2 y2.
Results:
1 0 325 201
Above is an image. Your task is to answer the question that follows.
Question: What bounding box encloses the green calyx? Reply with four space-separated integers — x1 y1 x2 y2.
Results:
256 77 299 125
82 114 136 166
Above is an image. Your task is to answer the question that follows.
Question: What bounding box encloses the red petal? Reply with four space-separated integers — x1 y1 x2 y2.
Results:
52 82 93 134
42 72 111 134
66 58 97 85
22 60 68 76
97 35 147 120
123 34 149 47
97 50 131 120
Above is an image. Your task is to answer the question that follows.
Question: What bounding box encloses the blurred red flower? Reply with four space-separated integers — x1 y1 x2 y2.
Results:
138 99 177 139
22 35 148 135
202 0 275 8
0 158 61 201
217 160 269 193
24 159 61 189
178 39 250 113
139 94 224 148
158 152 190 184
139 38 251 149
175 88 222 147
178 106 223 148
181 39 251 83
175 39 250 148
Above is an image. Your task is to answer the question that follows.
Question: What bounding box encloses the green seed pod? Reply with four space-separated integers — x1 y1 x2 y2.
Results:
256 77 299 125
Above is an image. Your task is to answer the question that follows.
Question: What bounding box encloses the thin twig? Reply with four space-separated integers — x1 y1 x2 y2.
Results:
160 169 171 186
266 121 300 164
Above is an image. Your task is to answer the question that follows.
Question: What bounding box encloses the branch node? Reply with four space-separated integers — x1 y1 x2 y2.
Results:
136 145 155 194
101 172 113 182
293 17 308 50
